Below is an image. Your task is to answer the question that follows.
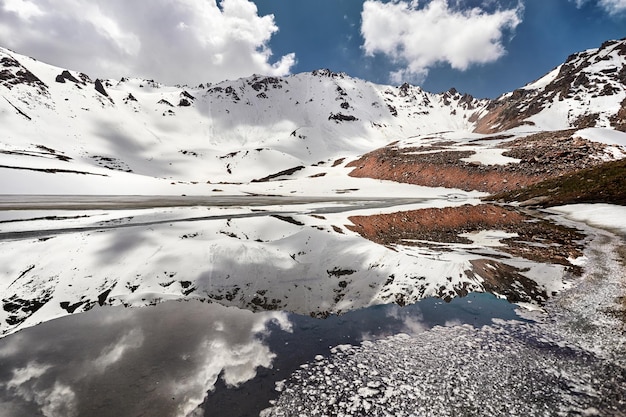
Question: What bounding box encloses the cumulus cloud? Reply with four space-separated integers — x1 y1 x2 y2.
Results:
360 0 523 84
4 362 78 417
93 329 144 373
573 0 626 14
0 301 292 417
0 0 295 85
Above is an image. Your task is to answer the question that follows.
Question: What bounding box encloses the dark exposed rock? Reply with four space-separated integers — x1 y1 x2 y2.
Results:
208 85 241 102
468 259 549 303
3 97 31 120
124 93 137 102
610 97 626 131
249 75 283 92
270 215 305 226
94 79 108 96
0 55 48 94
327 267 356 278
0 163 107 176
224 86 240 102
252 165 305 182
572 112 600 128
312 68 345 78
55 70 81 84
90 155 132 172
328 113 358 122
3 292 53 328
181 90 195 100
399 82 411 97
98 288 112 306
60 300 85 314
79 73 92 83
459 93 476 109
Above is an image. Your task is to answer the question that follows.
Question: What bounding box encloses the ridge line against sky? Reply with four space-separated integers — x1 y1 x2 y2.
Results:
1 0 625 98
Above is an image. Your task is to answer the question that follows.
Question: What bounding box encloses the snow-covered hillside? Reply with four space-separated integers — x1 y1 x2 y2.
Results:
2 39 625 195
1 48 486 194
475 38 626 133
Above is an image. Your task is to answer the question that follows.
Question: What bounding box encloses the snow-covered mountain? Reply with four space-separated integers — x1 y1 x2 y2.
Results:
2 38 625 194
474 38 626 133
1 48 486 194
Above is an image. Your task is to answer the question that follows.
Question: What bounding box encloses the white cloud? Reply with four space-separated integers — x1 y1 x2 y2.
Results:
40 382 78 417
170 309 292 416
360 0 522 84
4 363 78 417
0 0 295 85
0 302 293 417
386 304 428 335
93 329 144 372
1 0 43 20
600 0 626 13
6 362 50 388
574 0 626 14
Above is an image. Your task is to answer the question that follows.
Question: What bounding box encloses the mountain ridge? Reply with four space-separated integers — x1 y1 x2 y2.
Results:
474 38 626 133
0 38 625 195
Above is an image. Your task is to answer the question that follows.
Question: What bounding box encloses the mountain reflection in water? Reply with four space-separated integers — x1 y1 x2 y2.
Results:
0 202 582 338
0 293 523 417
0 200 591 415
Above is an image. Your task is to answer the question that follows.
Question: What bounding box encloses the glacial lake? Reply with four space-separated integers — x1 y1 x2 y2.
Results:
0 196 624 416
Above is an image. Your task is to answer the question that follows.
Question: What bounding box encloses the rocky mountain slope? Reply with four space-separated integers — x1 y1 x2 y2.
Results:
345 39 626 198
474 39 626 134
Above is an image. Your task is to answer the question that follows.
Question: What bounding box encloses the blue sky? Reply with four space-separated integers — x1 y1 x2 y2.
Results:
1 0 625 98
253 0 626 97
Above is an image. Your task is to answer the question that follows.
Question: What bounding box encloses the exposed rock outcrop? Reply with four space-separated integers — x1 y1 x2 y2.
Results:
94 79 108 96
55 70 81 84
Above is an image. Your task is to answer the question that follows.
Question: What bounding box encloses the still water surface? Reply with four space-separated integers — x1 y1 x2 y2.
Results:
0 293 522 417
0 198 622 416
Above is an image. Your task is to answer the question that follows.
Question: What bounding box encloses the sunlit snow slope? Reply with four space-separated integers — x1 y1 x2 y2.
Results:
0 48 486 194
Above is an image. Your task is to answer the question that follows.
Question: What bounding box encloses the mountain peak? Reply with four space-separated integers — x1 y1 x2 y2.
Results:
474 38 626 134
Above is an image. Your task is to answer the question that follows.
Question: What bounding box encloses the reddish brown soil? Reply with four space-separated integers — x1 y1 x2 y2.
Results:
347 130 613 194
347 204 584 268
346 148 536 193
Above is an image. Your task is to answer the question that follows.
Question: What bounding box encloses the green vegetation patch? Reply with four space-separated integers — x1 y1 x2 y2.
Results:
487 158 626 207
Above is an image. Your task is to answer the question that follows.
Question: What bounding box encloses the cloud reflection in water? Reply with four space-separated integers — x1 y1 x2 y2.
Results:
0 301 291 417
